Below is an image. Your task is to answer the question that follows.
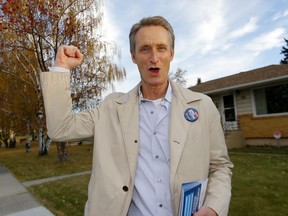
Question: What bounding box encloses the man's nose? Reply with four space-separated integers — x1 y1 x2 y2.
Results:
150 50 159 64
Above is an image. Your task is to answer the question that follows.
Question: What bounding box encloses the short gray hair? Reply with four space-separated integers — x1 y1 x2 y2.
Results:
129 16 175 53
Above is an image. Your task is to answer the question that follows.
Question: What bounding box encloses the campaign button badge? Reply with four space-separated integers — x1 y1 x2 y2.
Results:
184 108 199 122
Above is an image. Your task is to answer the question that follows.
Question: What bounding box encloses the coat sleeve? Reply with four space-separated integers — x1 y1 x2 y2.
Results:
203 98 234 216
40 72 96 142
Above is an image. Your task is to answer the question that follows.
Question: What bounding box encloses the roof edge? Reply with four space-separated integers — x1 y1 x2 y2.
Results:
200 74 288 94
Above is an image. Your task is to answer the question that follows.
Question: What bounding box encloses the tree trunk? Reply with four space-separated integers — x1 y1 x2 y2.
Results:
56 142 69 161
4 138 9 148
25 121 31 152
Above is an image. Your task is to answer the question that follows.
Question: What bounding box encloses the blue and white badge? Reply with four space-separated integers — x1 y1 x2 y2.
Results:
184 108 199 122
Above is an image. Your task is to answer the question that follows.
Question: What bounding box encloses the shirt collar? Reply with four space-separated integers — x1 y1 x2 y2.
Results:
138 82 173 104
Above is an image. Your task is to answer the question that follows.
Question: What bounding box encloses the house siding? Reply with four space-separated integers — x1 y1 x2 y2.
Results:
235 89 252 115
189 65 288 147
238 114 288 138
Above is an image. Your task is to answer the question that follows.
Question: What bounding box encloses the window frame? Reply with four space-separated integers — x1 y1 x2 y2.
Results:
252 82 288 117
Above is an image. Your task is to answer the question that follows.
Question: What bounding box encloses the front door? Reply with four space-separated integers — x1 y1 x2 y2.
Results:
222 94 238 130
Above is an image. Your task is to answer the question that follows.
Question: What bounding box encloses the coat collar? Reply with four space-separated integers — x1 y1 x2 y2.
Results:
114 83 139 104
170 80 202 104
114 80 203 105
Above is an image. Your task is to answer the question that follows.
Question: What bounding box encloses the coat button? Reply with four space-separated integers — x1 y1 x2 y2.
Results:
122 186 129 192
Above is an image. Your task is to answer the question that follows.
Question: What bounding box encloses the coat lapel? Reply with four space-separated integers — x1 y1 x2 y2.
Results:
169 82 202 187
169 97 191 186
116 86 140 181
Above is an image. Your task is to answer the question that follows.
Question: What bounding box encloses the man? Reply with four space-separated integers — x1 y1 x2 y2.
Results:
41 16 233 216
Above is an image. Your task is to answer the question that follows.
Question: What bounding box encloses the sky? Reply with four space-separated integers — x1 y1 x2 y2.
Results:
102 0 288 93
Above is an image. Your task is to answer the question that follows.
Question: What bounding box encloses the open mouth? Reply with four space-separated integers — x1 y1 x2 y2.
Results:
149 67 160 74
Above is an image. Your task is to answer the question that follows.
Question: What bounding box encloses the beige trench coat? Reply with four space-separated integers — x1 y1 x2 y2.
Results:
41 72 233 216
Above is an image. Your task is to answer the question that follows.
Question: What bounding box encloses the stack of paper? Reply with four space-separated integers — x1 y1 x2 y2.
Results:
178 178 208 216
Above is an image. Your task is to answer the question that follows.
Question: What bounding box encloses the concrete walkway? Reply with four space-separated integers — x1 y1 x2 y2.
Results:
0 165 54 216
22 170 91 187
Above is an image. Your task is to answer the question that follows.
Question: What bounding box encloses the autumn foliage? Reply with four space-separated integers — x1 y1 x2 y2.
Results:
0 0 125 143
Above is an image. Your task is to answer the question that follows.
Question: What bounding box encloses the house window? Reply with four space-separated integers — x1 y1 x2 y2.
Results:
223 94 236 121
254 83 288 115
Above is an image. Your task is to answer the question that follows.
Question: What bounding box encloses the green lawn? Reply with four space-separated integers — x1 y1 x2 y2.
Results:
1 145 288 215
29 174 90 216
229 153 288 216
0 142 93 181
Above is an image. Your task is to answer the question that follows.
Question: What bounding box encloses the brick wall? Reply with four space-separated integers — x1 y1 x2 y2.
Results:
238 114 288 138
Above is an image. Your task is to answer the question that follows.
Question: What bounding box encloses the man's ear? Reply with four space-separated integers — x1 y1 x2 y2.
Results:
170 49 174 62
130 51 137 64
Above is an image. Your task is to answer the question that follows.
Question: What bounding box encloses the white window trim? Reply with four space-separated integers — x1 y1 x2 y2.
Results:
251 82 288 117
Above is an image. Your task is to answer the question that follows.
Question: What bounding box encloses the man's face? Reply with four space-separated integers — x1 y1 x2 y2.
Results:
131 25 174 88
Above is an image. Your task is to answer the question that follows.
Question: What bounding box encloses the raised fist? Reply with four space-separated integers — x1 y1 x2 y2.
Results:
54 45 84 70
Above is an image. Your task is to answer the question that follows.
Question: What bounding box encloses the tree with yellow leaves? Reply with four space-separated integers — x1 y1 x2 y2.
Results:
0 0 126 154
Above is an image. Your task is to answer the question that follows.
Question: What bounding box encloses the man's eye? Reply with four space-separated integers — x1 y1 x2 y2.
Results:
158 46 166 51
141 47 149 52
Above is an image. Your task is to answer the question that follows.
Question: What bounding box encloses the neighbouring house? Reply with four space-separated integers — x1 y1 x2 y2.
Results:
189 64 288 148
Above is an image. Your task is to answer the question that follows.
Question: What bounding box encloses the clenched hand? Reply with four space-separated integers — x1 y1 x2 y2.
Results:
54 45 83 70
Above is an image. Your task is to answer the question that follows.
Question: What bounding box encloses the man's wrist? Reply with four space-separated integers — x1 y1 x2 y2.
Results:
49 66 70 73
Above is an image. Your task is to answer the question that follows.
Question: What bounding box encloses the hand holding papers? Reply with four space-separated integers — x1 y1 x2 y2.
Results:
178 178 208 216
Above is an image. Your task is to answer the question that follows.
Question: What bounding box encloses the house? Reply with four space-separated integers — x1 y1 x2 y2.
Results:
189 64 288 148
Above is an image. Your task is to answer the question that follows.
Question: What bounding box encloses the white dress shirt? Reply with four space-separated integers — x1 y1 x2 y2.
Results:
127 83 173 216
